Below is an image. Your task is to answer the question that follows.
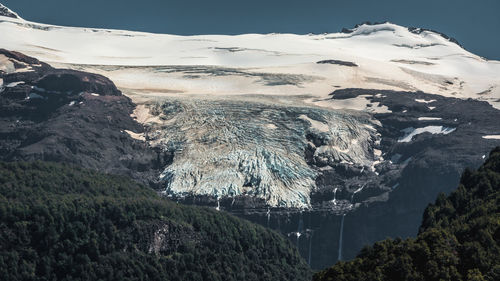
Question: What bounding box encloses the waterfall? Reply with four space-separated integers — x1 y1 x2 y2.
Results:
215 197 220 211
333 187 338 205
296 212 304 248
337 214 345 261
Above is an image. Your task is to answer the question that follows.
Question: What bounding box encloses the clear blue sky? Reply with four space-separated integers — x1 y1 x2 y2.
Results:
3 0 500 60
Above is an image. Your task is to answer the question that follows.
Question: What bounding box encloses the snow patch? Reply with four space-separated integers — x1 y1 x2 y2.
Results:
398 126 456 142
299 114 329 132
482 135 500 140
265 123 278 129
415 99 436 104
6 81 25 87
0 54 15 74
417 117 442 121
125 130 146 141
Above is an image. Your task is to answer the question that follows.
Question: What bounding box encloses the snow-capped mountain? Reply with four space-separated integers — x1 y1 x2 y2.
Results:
1 3 499 268
0 15 498 108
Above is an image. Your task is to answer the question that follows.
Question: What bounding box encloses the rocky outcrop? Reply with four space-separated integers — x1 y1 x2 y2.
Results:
0 49 167 185
0 3 20 19
316 60 358 67
147 222 200 255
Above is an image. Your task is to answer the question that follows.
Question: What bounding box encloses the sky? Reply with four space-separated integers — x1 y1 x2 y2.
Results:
3 0 500 60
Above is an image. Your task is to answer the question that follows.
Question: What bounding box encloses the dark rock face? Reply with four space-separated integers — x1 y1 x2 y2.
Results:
319 89 498 265
0 4 18 19
316 60 358 67
340 21 390 33
146 221 201 255
222 89 500 269
0 49 166 185
310 89 500 268
407 27 462 47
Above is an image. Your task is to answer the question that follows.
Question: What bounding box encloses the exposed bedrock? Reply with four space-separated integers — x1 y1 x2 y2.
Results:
0 3 19 19
0 49 168 185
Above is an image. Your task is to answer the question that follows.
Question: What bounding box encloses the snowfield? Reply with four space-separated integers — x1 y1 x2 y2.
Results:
398 126 456 143
0 15 499 109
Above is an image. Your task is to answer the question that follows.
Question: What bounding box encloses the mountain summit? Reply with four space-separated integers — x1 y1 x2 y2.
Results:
0 3 22 20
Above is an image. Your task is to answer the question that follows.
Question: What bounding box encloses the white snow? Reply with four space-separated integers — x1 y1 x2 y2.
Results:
482 135 500 140
299 115 330 132
0 54 15 74
6 81 24 87
417 117 442 121
0 16 498 108
398 126 456 142
125 130 146 141
415 99 436 104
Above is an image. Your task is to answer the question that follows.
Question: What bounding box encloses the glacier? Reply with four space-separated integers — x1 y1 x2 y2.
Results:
1 8 499 208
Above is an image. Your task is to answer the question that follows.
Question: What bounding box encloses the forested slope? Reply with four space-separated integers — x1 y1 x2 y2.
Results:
0 161 311 281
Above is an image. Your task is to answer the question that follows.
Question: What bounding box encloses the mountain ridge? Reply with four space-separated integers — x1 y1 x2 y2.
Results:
0 3 22 20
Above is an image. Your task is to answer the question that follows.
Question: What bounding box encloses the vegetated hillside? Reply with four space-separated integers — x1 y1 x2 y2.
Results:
0 161 311 281
314 147 500 281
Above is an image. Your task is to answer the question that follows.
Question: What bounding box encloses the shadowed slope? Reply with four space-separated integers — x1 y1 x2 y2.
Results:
314 147 500 281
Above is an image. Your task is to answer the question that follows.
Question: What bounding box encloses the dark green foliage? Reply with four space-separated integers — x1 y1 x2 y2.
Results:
0 161 311 281
314 147 500 281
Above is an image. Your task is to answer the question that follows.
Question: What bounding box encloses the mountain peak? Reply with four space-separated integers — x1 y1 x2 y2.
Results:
0 3 22 20
341 21 462 48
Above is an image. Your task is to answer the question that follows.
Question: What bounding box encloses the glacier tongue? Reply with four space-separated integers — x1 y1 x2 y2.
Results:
151 96 379 208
